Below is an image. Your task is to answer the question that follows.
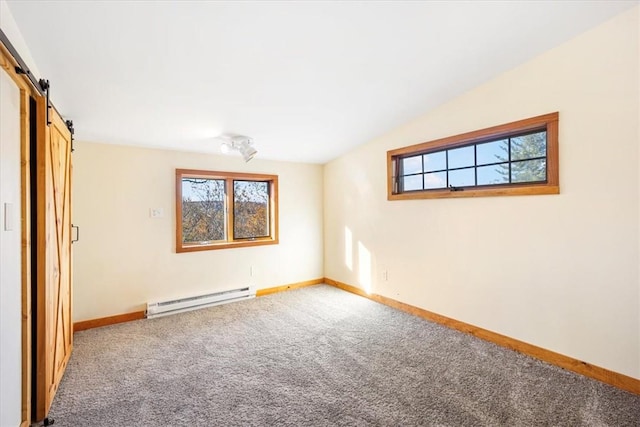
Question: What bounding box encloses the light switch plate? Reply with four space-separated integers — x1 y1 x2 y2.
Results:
4 202 14 231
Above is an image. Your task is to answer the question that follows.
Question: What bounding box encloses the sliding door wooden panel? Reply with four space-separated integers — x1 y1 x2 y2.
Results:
34 96 73 421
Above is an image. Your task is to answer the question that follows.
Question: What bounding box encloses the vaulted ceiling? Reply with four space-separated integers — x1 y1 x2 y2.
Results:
6 1 636 163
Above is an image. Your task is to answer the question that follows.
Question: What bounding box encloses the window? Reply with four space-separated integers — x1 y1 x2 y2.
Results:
176 169 278 252
387 112 559 200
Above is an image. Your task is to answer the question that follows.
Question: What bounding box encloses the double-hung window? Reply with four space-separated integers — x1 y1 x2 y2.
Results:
387 112 559 200
176 169 278 252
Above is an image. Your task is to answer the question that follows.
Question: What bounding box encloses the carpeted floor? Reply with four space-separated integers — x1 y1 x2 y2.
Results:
49 285 639 426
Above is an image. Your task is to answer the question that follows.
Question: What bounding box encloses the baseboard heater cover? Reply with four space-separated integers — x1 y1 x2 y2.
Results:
146 286 255 319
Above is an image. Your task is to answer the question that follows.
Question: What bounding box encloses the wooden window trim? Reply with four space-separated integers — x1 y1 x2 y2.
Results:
387 112 559 200
176 169 279 253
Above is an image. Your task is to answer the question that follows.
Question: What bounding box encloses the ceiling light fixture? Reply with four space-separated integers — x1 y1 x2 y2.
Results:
220 135 257 162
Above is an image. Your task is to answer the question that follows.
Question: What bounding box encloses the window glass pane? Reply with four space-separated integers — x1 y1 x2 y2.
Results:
447 146 474 169
449 168 475 187
387 113 558 199
234 180 270 239
424 151 446 172
402 175 423 191
477 164 509 186
402 156 422 175
511 159 546 183
477 139 508 166
424 172 447 189
181 178 226 243
511 131 546 161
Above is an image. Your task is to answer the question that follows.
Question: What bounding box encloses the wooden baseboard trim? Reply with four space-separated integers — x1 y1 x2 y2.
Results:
323 277 640 395
256 278 324 297
74 279 325 332
73 311 146 333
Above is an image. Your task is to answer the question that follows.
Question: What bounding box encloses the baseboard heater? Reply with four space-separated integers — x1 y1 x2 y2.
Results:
146 286 255 319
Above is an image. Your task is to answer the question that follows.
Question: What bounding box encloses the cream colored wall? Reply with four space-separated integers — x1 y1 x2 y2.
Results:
324 7 640 379
72 142 324 321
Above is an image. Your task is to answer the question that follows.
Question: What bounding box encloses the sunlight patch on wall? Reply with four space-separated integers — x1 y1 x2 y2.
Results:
345 226 353 271
358 241 372 294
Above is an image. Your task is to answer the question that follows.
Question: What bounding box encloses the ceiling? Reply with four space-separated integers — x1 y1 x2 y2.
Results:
5 1 637 164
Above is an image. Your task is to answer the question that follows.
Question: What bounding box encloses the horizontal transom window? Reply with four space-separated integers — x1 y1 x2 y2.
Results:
176 169 278 252
387 112 559 200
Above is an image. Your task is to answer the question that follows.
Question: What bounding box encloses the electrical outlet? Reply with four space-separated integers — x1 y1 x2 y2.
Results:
250 266 254 277
382 270 388 281
150 208 164 218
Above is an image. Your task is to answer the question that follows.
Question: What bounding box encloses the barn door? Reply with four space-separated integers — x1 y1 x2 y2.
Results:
33 95 73 421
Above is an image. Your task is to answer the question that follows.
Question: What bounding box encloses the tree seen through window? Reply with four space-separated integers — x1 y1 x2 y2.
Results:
176 170 278 252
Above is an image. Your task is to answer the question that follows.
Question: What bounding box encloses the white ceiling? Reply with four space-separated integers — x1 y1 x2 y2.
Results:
5 1 637 164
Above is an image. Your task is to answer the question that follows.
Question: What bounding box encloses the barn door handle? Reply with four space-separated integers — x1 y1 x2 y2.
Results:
72 224 79 244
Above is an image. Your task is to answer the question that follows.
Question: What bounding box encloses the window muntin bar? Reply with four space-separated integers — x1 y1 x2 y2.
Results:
387 113 559 200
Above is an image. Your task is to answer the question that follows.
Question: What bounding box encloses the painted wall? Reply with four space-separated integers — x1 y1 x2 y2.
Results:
0 63 22 427
72 141 324 321
324 7 640 379
0 0 41 78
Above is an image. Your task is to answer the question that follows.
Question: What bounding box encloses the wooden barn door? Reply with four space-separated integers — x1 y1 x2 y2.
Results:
33 96 73 421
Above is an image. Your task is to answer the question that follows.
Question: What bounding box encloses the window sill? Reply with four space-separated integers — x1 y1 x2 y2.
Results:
388 184 559 200
177 238 279 253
